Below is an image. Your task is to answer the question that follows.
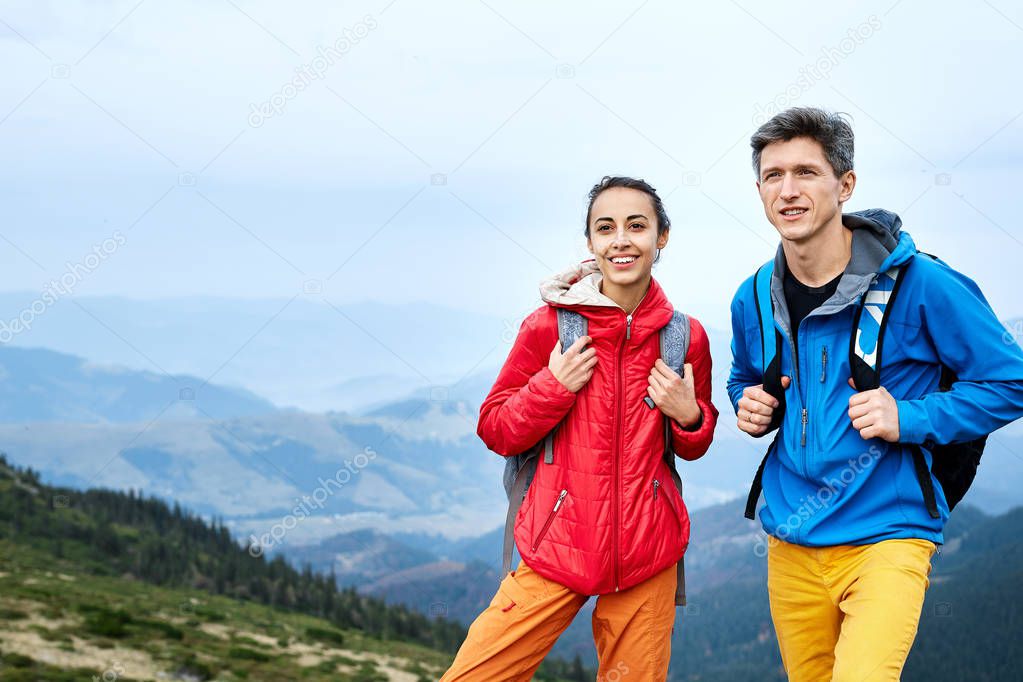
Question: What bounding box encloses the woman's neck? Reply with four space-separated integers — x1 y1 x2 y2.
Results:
600 276 652 315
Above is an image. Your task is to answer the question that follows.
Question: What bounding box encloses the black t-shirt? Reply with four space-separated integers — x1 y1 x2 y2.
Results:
783 268 843 347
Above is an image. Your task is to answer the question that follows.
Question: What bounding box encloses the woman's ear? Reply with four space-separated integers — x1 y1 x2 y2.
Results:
656 229 669 250
586 237 594 254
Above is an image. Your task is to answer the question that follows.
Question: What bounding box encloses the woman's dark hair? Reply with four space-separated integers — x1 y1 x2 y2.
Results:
584 176 671 238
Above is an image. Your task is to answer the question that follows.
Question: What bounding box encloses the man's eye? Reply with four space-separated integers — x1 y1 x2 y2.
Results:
764 172 780 180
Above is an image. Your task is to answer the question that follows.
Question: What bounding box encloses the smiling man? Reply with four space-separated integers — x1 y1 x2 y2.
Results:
727 107 1023 681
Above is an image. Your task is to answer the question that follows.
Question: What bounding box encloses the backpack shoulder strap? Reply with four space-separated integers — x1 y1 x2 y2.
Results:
660 310 691 372
753 260 777 375
849 264 909 391
847 256 940 519
745 260 786 520
645 311 691 410
556 307 587 355
658 310 691 606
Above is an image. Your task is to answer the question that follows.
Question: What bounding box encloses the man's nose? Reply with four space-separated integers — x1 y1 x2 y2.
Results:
780 173 800 200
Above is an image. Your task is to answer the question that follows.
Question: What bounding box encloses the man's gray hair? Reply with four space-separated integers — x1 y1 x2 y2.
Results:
751 107 855 179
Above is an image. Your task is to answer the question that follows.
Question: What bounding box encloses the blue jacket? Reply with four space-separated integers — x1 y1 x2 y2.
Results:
728 209 1023 546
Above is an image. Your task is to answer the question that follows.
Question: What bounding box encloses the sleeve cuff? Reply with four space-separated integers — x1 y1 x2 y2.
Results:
676 411 703 432
896 399 929 445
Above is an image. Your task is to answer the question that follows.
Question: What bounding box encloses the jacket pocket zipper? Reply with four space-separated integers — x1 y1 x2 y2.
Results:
654 479 683 525
820 345 828 383
532 489 568 551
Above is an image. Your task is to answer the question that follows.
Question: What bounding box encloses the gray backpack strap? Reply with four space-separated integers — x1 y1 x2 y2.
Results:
548 308 584 465
658 310 690 606
501 435 550 577
556 307 587 355
500 309 583 575
645 311 690 409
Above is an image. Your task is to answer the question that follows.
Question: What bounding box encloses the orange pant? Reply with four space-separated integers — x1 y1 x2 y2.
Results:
441 560 678 681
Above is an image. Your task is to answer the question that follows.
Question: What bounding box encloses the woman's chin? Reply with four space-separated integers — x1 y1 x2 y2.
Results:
600 267 651 288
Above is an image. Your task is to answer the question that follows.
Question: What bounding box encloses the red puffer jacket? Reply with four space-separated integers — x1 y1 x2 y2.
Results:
478 262 717 595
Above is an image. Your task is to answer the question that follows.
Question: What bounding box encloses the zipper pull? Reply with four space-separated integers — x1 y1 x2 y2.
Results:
626 314 633 340
801 408 808 447
820 346 828 383
553 489 567 511
653 479 660 499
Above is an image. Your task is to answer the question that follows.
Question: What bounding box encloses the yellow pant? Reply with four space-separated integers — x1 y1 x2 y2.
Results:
767 536 936 682
440 560 678 681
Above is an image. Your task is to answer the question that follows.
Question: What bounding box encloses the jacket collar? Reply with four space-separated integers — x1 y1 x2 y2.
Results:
539 260 674 340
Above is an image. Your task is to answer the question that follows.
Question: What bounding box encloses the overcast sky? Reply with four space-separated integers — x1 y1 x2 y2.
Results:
1 0 1021 331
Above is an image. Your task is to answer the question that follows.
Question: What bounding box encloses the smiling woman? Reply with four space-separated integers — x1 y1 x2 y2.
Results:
440 176 718 681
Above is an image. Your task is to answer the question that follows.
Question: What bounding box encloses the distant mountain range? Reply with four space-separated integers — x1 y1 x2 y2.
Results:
0 293 509 412
0 345 276 423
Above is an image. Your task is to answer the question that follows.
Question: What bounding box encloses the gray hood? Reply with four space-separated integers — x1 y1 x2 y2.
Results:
770 208 908 347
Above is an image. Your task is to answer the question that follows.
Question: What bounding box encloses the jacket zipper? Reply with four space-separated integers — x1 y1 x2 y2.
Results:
612 312 631 592
820 346 828 383
532 489 567 551
653 479 659 499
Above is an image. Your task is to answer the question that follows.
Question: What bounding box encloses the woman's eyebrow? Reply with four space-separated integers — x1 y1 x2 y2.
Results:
594 214 648 223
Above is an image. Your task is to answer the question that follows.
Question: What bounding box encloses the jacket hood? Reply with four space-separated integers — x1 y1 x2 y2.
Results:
538 260 674 339
769 208 917 340
539 260 621 309
841 208 916 274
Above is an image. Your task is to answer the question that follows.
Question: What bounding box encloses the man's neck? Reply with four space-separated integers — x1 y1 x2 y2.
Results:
782 216 853 287
600 276 651 315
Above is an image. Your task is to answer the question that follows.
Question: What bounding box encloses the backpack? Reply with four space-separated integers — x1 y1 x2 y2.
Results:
501 307 692 605
743 253 988 522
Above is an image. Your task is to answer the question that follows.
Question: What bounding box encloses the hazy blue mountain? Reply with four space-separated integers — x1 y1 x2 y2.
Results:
0 345 276 423
0 293 508 413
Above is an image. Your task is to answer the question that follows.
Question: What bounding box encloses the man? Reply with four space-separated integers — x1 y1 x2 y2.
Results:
727 106 1023 681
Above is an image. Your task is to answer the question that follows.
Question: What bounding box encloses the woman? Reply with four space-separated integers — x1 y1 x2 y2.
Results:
442 176 717 681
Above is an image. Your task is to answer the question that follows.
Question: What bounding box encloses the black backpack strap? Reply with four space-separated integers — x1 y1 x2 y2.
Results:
752 262 786 429
745 429 781 520
849 261 939 519
911 445 940 520
745 262 784 520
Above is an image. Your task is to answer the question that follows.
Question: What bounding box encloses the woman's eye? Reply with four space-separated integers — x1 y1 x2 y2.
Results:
630 223 644 230
596 224 611 232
